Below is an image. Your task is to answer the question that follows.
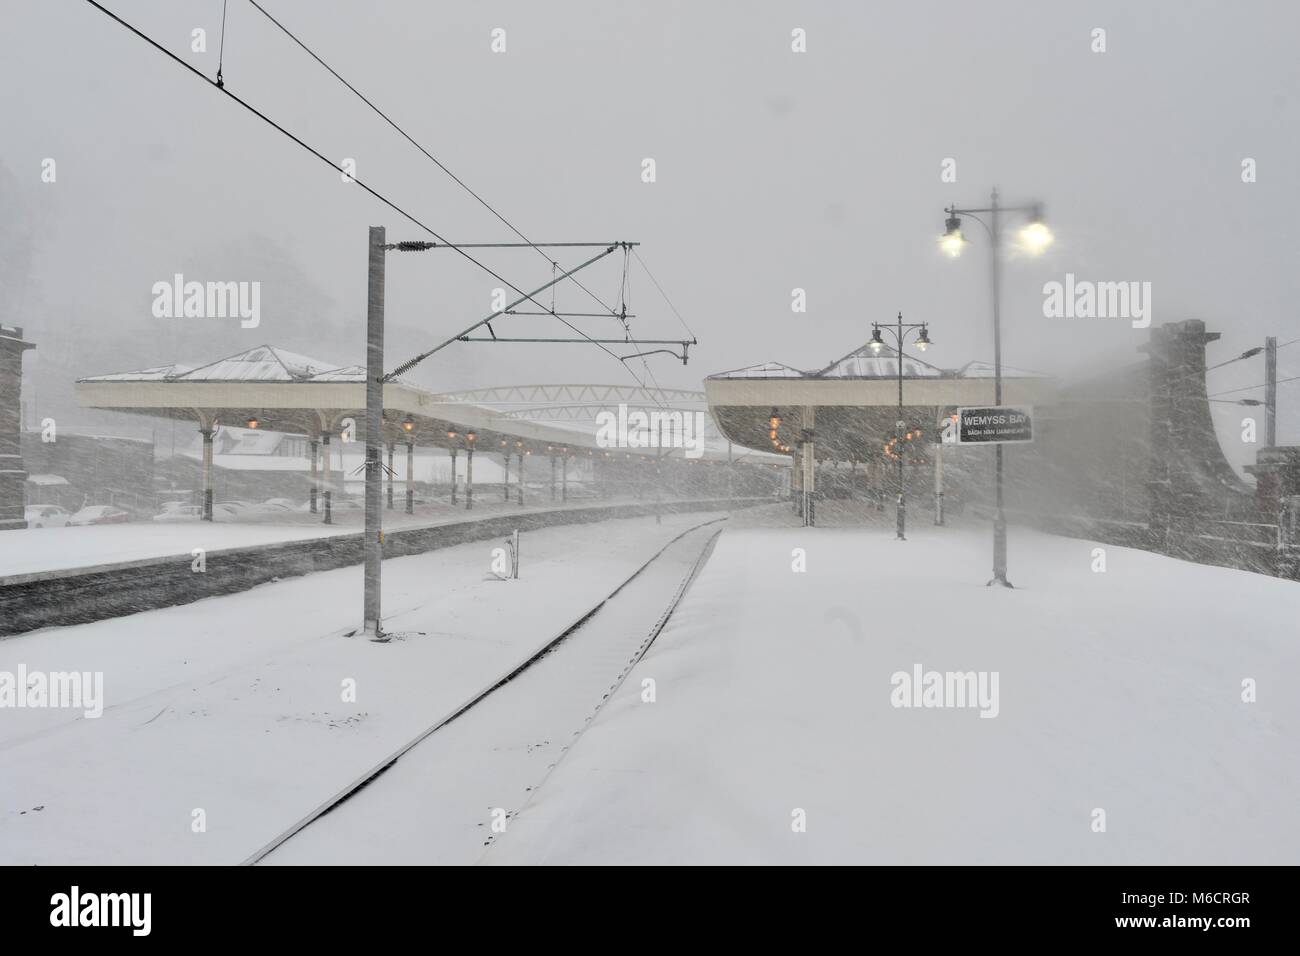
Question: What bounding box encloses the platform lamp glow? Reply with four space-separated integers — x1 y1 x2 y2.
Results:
940 189 1052 587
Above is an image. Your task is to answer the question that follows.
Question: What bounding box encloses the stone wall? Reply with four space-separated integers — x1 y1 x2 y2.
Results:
0 326 35 530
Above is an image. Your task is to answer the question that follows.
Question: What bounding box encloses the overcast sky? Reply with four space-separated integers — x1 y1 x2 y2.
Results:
4 0 1299 452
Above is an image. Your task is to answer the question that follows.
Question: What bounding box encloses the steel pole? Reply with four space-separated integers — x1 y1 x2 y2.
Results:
989 188 1011 587
896 311 906 541
363 225 387 639
1265 335 1278 447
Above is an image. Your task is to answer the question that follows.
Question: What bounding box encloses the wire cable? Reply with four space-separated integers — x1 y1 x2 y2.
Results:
216 0 228 87
244 0 621 321
243 0 676 400
241 0 671 391
1208 374 1300 398
80 0 657 394
633 248 697 340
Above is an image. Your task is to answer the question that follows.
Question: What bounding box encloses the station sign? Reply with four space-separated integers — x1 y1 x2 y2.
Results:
945 406 1033 445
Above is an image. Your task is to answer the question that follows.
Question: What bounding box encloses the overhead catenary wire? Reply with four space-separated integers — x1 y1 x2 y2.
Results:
633 248 697 341
245 0 691 400
1208 374 1300 398
243 0 679 405
80 0 661 395
243 0 625 324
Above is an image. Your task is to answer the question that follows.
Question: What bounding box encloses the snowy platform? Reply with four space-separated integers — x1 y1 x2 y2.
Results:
487 515 1300 865
0 514 723 865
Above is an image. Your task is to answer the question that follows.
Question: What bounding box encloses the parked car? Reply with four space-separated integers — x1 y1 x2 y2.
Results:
70 505 131 526
153 503 202 523
24 505 72 528
262 498 299 509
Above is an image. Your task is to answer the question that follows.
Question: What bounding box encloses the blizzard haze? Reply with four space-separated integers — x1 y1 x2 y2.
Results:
3 1 1298 451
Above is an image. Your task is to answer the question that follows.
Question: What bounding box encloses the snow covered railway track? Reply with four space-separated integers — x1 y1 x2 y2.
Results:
242 517 726 865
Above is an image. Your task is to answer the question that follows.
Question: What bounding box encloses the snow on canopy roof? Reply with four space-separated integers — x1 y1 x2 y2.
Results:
306 364 366 382
814 343 945 379
709 361 808 380
79 346 363 383
81 363 196 382
179 345 351 382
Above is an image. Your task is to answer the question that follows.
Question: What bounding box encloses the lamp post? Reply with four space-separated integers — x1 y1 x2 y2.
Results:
940 188 1052 587
869 312 933 541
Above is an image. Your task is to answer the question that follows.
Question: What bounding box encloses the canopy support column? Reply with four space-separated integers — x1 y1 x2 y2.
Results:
200 426 214 521
934 437 946 526
466 446 474 510
309 439 319 513
405 441 415 514
321 432 333 524
386 442 394 510
450 448 458 505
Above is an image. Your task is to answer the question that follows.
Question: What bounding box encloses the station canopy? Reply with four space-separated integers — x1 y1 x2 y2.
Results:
77 344 781 463
705 340 1058 461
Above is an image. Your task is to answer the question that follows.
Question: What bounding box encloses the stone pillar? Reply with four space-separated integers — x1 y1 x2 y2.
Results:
1143 320 1224 552
0 326 36 530
517 453 524 506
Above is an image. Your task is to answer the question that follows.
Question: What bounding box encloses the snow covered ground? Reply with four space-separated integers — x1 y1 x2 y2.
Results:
5 503 1296 866
486 509 1300 865
262 521 721 865
0 513 721 865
